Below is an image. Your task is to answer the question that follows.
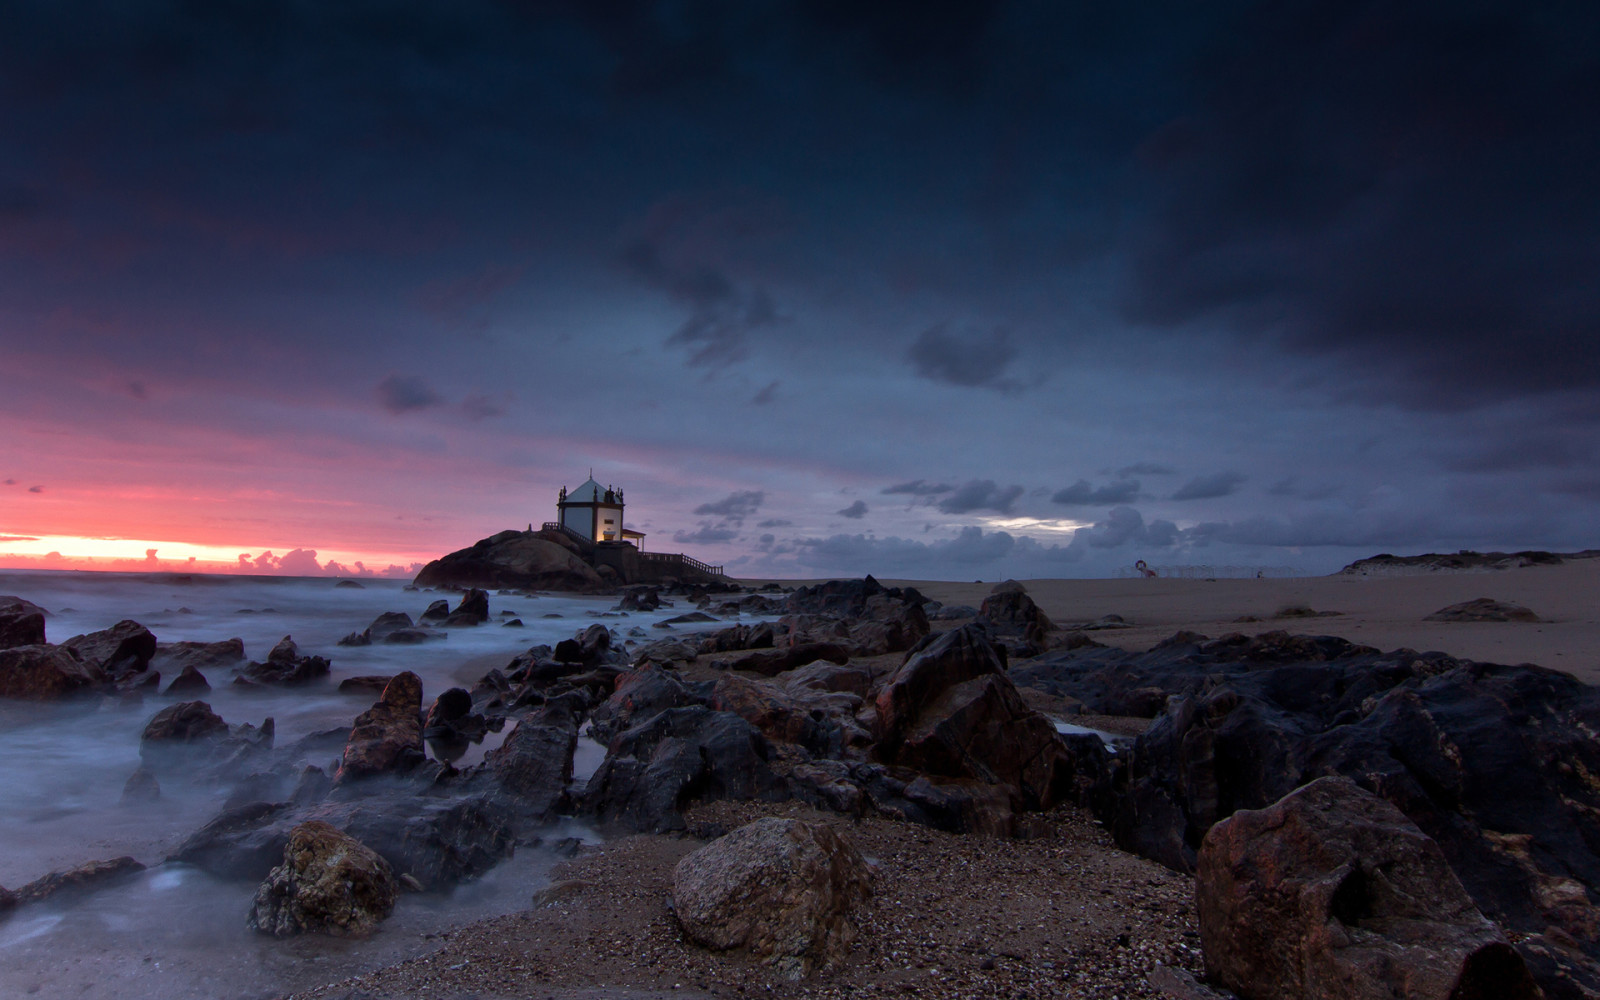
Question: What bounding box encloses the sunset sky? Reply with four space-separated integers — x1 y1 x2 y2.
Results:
3 2 1597 579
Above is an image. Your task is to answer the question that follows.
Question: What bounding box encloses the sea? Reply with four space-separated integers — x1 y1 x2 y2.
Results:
0 569 737 1000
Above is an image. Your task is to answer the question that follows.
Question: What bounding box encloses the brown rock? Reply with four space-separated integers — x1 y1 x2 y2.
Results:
0 596 47 649
248 820 398 937
671 817 872 977
1197 776 1541 1000
16 857 145 904
413 530 605 592
141 700 228 749
153 637 245 673
63 620 157 678
338 672 424 780
0 643 105 699
720 642 852 678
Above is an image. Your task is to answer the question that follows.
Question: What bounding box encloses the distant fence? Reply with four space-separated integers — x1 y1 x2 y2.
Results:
640 551 726 578
1116 564 1304 580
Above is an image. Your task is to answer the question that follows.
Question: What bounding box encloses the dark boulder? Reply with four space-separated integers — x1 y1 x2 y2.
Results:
1198 776 1540 1000
163 665 210 695
419 599 451 623
141 700 228 748
873 625 1075 813
584 706 780 832
784 576 926 618
977 582 1053 657
715 642 853 678
618 586 662 612
234 636 330 688
338 672 424 781
63 620 157 679
338 675 393 696
0 643 105 699
443 588 490 627
587 664 710 743
711 674 867 758
478 706 578 821
0 596 48 649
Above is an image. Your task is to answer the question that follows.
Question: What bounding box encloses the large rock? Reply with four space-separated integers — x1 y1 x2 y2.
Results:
414 530 605 592
248 820 398 937
338 672 424 780
63 620 157 678
711 674 867 758
0 596 47 649
587 664 711 743
673 818 872 978
1061 632 1600 996
141 700 228 748
873 624 1079 818
784 576 925 618
234 636 330 687
977 581 1053 656
0 643 105 699
1198 777 1540 1000
584 706 780 832
479 706 578 820
444 588 490 627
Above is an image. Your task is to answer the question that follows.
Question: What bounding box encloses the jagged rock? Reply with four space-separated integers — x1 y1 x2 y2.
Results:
0 596 47 649
784 576 926 618
1198 777 1540 1000
338 672 424 781
63 620 157 679
234 636 330 688
847 595 931 656
0 643 105 699
413 530 605 592
849 763 1018 837
875 624 1075 813
782 661 875 698
1425 597 1542 623
585 707 779 832
618 586 662 612
696 621 780 655
632 638 699 666
672 818 872 978
15 857 146 904
1085 635 1600 997
248 821 397 938
163 664 210 695
711 674 866 758
977 582 1053 657
589 665 695 742
141 700 228 748
338 675 393 696
443 588 490 627
479 706 578 820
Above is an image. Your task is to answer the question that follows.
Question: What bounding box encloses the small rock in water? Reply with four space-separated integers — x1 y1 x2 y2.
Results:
121 765 162 804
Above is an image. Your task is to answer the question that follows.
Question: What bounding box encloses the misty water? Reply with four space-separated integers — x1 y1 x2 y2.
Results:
0 569 735 999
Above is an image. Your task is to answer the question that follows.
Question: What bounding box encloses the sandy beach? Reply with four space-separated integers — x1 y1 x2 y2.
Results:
284 557 1600 1000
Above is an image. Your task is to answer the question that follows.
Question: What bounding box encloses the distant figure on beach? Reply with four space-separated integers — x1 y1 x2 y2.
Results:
1136 560 1157 578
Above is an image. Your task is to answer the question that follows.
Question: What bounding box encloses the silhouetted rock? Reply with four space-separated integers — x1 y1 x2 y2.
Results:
977 582 1053 657
1425 597 1542 622
234 636 331 688
1198 777 1540 1000
443 588 490 627
0 596 48 649
338 672 424 781
249 821 397 938
414 530 605 592
0 643 105 699
784 576 926 617
63 620 157 679
673 817 872 978
338 675 392 696
141 700 228 748
418 599 451 623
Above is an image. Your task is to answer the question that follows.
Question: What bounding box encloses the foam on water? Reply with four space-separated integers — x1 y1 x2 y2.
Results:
0 569 740 999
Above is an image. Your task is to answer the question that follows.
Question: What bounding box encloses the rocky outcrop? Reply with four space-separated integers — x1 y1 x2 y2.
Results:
584 707 780 832
13 857 146 905
0 596 47 649
63 620 157 678
712 674 868 759
338 672 425 781
444 589 490 627
0 643 105 699
672 817 872 978
874 625 1075 816
1197 777 1540 1000
1425 597 1542 622
234 636 330 688
784 575 925 618
339 612 438 646
1039 631 1600 996
413 529 604 592
479 706 577 820
141 700 229 748
587 665 707 743
248 821 397 937
164 664 211 695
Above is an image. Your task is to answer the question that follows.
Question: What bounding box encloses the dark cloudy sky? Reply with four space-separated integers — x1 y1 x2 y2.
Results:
2 1 1597 578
